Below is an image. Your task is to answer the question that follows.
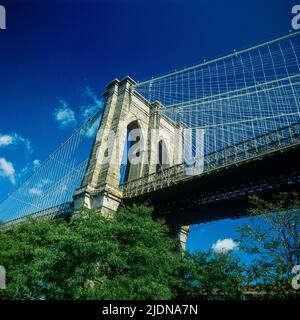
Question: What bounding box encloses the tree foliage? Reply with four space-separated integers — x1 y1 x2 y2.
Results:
178 250 245 300
0 217 68 299
0 205 184 300
0 193 299 300
237 192 300 299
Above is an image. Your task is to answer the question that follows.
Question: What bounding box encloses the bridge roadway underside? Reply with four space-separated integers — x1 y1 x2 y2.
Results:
122 146 300 227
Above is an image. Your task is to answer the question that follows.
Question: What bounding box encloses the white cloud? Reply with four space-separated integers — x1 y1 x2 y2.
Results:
33 159 41 169
0 134 13 146
83 120 100 138
0 158 16 184
212 238 238 253
17 159 41 183
54 100 77 128
81 86 102 118
80 86 103 138
53 87 103 137
28 188 43 196
28 178 51 196
0 133 32 153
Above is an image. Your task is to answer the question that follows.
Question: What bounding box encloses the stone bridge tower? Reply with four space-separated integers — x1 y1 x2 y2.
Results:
73 76 189 249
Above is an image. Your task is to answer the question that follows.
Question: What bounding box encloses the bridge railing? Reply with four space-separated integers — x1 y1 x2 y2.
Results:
205 122 300 169
121 164 185 197
0 202 72 231
122 122 300 198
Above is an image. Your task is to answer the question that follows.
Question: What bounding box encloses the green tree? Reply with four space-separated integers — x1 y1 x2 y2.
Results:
177 250 245 300
237 192 300 299
0 217 68 299
0 204 184 300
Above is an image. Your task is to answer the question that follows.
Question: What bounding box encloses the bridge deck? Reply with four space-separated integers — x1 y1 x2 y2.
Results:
121 122 300 199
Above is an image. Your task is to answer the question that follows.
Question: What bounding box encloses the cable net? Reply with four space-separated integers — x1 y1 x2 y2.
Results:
0 112 101 223
134 33 300 158
1 33 300 222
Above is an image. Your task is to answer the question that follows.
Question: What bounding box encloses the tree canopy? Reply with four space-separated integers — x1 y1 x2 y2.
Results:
0 192 299 300
0 205 184 300
178 250 245 300
237 192 300 299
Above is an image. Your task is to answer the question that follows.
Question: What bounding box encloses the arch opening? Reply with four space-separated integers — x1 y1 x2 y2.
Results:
156 139 169 172
120 120 143 185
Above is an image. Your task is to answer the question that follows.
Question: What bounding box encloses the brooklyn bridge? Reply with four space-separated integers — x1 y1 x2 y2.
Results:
1 32 299 248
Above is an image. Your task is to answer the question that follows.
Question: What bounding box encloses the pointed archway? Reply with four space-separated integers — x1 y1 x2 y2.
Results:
156 139 169 172
120 120 143 185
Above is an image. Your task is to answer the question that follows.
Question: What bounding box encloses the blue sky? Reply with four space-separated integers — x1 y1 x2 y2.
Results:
0 0 296 252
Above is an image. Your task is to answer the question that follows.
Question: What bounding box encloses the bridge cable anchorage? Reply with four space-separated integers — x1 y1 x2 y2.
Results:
0 109 102 223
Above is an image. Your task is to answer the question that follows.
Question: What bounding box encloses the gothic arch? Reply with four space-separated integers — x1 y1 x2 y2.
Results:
156 139 169 172
120 120 144 184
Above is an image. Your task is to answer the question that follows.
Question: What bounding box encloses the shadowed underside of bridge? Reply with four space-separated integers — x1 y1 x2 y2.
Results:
123 145 300 226
0 31 300 227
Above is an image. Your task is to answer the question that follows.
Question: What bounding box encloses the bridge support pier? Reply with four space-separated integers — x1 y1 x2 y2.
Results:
169 224 190 252
178 225 190 251
178 226 190 251
73 186 122 218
